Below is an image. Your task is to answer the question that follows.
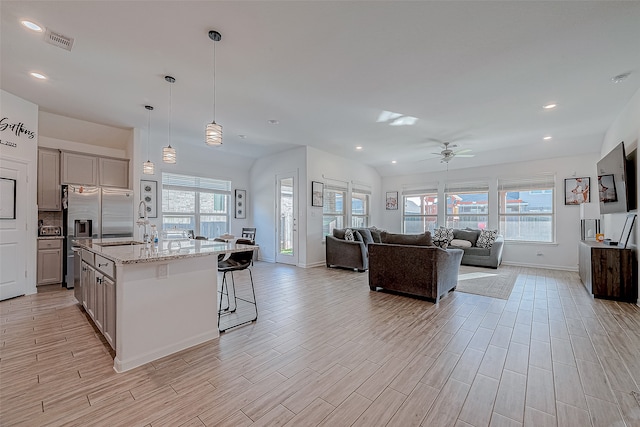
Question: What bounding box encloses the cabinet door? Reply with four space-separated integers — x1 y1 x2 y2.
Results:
37 149 61 211
94 272 105 332
103 276 116 349
84 263 96 319
99 157 129 189
62 152 98 186
37 248 62 285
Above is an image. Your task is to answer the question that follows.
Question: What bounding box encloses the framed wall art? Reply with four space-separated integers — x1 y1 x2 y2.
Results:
564 177 590 205
235 189 246 219
386 191 398 210
140 179 157 218
312 181 324 207
0 178 16 220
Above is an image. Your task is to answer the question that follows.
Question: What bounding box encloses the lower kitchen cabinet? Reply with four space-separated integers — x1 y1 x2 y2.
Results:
80 256 116 350
37 239 63 285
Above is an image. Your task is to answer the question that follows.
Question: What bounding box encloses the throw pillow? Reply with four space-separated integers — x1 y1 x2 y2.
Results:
432 228 453 248
380 231 433 246
476 229 498 248
344 228 355 241
453 229 479 246
355 228 374 245
450 239 472 248
333 228 346 239
369 228 383 243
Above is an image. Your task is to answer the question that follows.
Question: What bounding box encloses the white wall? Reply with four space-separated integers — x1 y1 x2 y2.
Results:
0 90 38 295
602 87 639 304
306 146 382 267
250 147 306 263
381 153 600 271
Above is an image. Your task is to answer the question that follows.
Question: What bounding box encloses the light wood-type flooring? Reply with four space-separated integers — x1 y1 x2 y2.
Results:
1 262 639 426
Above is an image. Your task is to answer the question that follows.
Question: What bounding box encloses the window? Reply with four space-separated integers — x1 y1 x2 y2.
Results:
162 173 231 239
403 191 438 233
351 188 370 228
323 184 347 237
498 175 555 243
445 181 489 229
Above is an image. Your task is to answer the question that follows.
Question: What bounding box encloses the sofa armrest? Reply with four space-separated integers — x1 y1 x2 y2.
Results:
326 235 368 271
490 235 505 266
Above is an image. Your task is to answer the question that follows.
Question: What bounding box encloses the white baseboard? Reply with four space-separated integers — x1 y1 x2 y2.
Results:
501 261 578 272
298 261 326 268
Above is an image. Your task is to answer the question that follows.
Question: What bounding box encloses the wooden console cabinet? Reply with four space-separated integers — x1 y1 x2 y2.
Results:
578 241 637 302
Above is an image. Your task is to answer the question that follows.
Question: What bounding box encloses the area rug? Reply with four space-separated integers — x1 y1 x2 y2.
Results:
456 265 521 300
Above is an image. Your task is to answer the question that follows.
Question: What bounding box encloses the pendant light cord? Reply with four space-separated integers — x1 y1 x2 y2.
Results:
147 108 151 159
168 80 172 146
213 37 216 121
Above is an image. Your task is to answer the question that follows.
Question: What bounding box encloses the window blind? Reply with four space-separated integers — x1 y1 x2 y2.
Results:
162 172 231 192
445 180 489 193
498 174 555 191
402 183 438 196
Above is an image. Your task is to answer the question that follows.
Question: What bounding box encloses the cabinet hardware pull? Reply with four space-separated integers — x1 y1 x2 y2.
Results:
98 263 109 267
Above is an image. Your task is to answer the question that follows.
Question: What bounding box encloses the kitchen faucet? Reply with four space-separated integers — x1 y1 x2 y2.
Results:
137 200 150 245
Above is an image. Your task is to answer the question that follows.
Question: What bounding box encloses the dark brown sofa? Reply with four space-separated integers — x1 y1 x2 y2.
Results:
368 234 464 303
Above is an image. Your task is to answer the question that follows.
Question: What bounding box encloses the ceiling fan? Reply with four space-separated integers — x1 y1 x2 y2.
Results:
431 141 475 163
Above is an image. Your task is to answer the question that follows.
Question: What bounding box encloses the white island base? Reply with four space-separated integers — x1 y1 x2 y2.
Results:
114 255 219 372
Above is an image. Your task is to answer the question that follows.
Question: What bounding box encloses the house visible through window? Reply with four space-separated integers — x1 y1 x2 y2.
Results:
162 172 231 239
498 175 555 243
403 191 438 233
445 181 489 230
323 183 347 237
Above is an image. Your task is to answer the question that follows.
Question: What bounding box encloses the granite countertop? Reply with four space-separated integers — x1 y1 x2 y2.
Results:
37 236 64 240
74 238 257 265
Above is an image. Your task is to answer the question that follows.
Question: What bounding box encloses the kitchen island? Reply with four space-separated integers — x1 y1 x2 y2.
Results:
74 238 257 373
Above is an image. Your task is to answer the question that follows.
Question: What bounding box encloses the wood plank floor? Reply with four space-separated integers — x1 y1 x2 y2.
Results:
1 262 639 426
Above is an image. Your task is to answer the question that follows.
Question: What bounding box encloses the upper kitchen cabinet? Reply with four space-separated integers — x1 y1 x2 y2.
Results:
62 152 98 186
38 148 61 211
98 157 129 189
61 151 130 189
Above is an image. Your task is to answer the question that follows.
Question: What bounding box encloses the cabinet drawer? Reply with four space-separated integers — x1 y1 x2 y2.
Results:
82 249 95 267
95 254 115 279
38 239 62 249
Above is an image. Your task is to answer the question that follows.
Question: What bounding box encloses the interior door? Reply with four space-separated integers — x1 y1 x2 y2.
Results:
275 172 298 265
0 159 28 300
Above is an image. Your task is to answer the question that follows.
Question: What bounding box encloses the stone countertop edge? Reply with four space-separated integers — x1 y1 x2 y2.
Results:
74 238 258 266
37 236 64 240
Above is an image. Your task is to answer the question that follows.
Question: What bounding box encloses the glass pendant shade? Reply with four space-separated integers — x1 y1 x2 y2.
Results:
143 160 155 174
163 145 176 164
205 122 223 146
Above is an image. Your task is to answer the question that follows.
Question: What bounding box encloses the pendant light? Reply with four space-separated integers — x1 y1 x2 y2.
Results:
205 30 223 146
143 105 155 175
163 75 177 163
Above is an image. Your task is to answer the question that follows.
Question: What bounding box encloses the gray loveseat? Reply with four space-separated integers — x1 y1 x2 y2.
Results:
368 232 464 302
446 228 504 269
325 227 382 271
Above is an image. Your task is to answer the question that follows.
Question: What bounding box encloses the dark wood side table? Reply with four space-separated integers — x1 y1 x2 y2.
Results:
578 240 637 302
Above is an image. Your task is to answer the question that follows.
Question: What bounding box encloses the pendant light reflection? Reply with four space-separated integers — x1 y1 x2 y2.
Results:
163 75 177 163
143 105 155 175
205 30 223 146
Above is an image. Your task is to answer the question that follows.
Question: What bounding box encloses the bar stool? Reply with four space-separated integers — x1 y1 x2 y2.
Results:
241 227 257 264
217 238 257 332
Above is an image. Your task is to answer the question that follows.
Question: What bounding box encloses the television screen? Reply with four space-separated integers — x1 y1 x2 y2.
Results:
597 142 628 214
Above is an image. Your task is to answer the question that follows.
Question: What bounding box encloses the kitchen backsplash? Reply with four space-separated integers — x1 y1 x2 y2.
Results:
38 211 63 228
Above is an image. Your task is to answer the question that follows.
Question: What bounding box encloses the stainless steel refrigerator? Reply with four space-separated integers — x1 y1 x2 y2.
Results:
64 185 134 288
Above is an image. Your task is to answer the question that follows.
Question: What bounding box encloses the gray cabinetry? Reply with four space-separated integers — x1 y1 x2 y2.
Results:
98 157 129 189
62 152 98 186
37 239 63 285
37 148 61 211
103 275 116 349
81 250 116 350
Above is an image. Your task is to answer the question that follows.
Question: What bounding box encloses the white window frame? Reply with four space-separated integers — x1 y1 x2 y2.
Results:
498 175 555 243
323 183 347 237
402 188 438 234
161 172 231 239
444 181 490 230
351 188 371 228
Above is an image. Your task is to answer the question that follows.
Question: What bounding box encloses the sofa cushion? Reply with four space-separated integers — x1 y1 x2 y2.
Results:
355 228 374 245
463 247 491 257
381 231 433 246
333 228 346 239
453 229 480 246
477 229 498 248
370 228 383 243
433 228 453 248
344 228 355 241
450 239 472 248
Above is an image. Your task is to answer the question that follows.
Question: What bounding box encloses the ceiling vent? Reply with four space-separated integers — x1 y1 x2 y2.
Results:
45 29 74 51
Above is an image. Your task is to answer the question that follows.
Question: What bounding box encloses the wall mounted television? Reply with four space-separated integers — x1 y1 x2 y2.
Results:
597 141 636 214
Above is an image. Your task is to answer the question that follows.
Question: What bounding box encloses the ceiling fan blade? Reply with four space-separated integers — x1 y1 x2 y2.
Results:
455 148 472 154
456 154 475 158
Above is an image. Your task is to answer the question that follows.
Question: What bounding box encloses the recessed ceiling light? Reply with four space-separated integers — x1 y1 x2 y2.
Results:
543 136 552 140
611 72 631 83
238 134 247 139
543 103 557 109
391 160 397 164
21 20 43 32
267 119 279 125
30 72 47 80
356 146 363 150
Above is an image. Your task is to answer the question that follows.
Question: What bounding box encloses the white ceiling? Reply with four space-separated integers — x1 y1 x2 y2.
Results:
2 1 639 176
